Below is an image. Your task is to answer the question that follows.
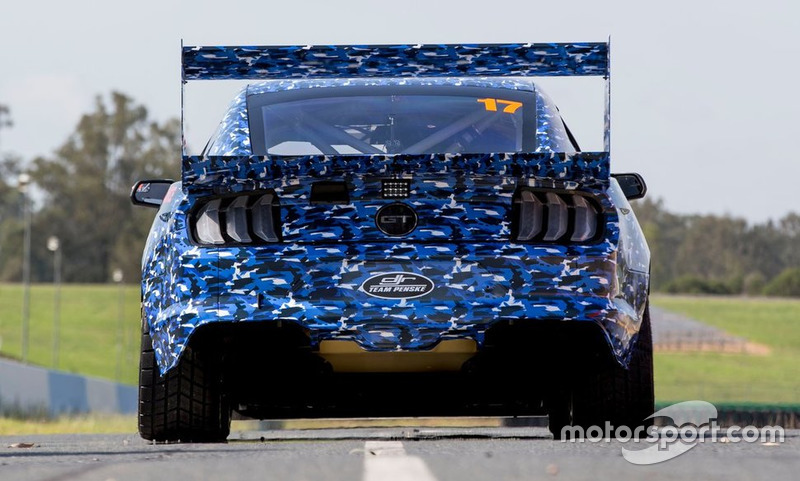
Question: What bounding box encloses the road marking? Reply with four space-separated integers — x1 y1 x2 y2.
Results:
363 441 439 481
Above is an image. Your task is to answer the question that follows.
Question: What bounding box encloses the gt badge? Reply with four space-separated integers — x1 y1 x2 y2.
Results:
376 203 417 237
360 272 435 300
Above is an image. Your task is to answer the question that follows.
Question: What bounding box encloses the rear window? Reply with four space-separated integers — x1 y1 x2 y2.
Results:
247 86 548 156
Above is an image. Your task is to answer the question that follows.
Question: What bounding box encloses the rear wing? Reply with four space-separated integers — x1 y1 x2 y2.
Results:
182 43 608 80
180 42 612 190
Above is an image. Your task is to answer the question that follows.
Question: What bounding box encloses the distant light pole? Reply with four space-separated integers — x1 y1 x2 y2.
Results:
18 172 31 363
0 109 13 352
47 236 62 369
113 268 124 381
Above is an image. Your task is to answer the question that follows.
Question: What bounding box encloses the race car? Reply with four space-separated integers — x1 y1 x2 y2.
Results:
131 42 652 442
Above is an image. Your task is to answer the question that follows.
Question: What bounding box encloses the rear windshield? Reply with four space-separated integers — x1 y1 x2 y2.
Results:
246 86 570 156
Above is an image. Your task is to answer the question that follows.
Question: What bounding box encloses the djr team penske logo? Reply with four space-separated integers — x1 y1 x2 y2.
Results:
360 272 435 300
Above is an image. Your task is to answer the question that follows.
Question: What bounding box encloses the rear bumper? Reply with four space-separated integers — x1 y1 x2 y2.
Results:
190 317 624 419
144 239 648 374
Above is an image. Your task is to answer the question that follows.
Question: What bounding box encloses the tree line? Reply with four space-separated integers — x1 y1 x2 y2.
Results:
633 198 800 296
0 94 798 295
0 94 179 284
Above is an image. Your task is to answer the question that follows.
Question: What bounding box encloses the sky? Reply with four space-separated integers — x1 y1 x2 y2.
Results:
1 0 798 224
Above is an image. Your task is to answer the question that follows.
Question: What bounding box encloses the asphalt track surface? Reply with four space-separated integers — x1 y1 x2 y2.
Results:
1 427 798 481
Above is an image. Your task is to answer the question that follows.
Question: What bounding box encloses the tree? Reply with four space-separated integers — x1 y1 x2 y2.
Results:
675 215 748 282
631 197 689 290
763 268 800 298
778 213 800 270
0 105 16 234
30 92 179 283
0 104 12 151
0 156 24 280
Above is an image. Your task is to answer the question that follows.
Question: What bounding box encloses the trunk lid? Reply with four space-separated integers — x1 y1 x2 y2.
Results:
183 152 610 244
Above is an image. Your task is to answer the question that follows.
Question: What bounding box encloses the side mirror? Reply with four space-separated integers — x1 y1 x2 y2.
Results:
131 180 175 208
611 173 647 200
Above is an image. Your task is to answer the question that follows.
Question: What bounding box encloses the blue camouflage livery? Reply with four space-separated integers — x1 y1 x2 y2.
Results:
141 42 649 378
143 184 644 374
183 151 611 194
143 183 647 374
143 171 648 374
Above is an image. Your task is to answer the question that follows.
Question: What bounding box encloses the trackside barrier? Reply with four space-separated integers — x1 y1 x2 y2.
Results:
499 404 800 429
0 358 136 417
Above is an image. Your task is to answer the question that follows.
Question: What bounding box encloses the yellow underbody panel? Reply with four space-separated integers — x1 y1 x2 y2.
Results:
318 339 478 373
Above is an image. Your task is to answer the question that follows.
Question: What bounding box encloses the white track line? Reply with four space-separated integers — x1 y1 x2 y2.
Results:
363 441 439 481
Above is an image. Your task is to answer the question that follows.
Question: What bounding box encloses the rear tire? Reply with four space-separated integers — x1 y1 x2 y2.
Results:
549 304 654 439
138 326 231 443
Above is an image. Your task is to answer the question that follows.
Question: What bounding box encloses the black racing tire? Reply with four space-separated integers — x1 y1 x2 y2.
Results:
549 304 654 440
138 326 231 443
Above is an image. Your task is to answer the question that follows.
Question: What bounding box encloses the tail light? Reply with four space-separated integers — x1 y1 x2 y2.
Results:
192 192 281 245
512 189 602 244
195 199 225 245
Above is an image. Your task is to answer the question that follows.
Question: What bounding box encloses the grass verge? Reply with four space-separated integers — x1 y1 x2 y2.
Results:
0 283 141 385
651 295 800 404
1 284 797 408
0 414 136 436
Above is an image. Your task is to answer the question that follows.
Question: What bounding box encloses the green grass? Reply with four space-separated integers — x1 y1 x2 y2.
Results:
0 414 137 436
1 284 798 405
0 416 505 436
0 283 141 385
651 294 800 404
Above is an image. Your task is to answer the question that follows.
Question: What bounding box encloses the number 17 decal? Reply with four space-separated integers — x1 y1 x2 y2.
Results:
477 98 523 114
